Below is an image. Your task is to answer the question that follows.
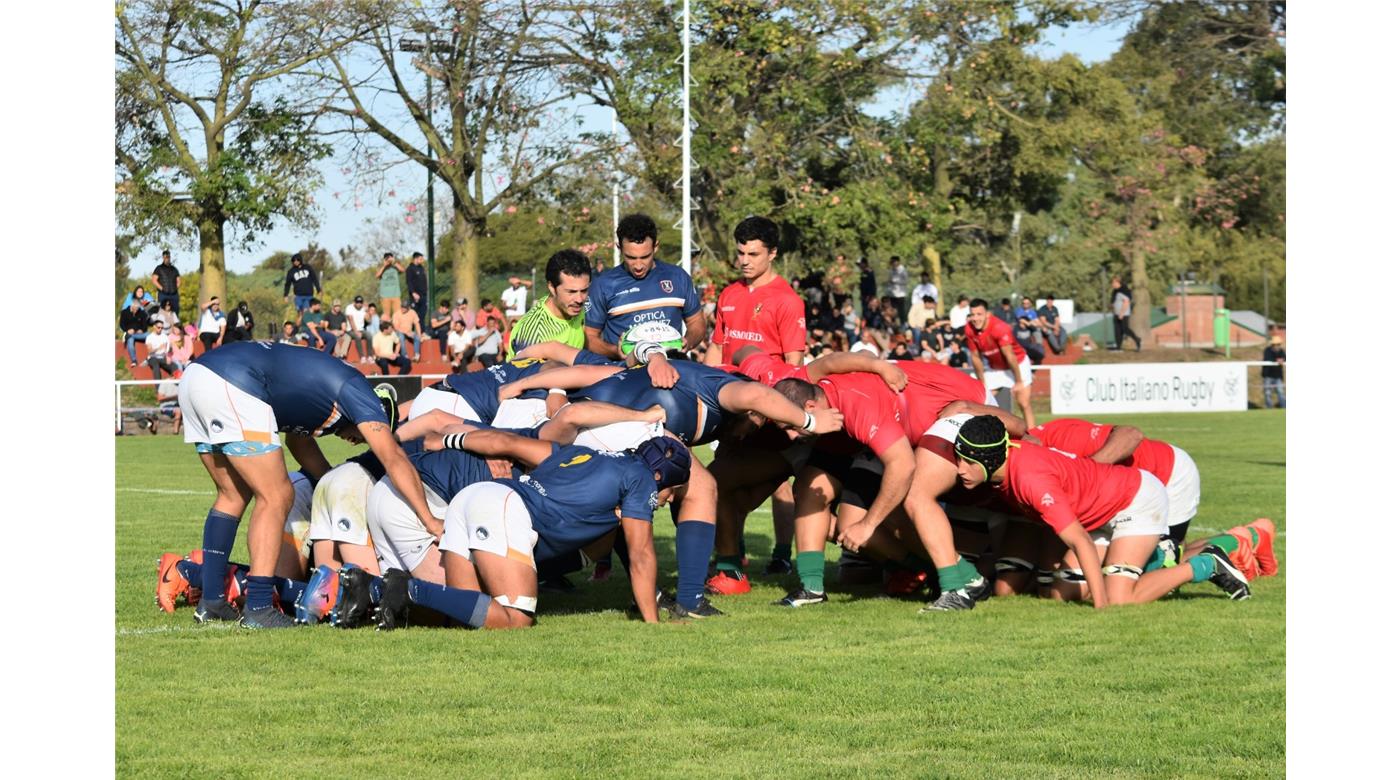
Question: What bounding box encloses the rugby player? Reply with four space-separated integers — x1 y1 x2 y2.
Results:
506 249 592 359
951 415 1251 607
585 213 707 359
964 298 1036 428
374 430 692 629
177 341 435 629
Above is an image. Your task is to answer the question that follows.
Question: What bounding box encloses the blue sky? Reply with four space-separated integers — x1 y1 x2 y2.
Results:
146 17 1131 276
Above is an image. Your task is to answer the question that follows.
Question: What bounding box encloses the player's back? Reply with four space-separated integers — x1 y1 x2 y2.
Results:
1001 442 1142 531
194 341 382 434
441 357 551 420
408 449 497 501
1030 418 1175 483
503 445 657 559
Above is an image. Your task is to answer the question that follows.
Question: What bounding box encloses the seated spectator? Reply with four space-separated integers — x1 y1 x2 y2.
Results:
226 301 255 342
450 297 474 328
948 294 971 330
445 318 475 372
392 303 422 362
1036 294 1067 355
994 297 1017 326
428 299 454 359
365 303 381 338
144 320 177 379
153 299 180 332
887 340 914 361
373 319 412 375
168 328 193 371
1013 296 1046 364
345 295 370 363
325 299 352 359
156 377 182 435
851 328 883 356
278 321 305 346
196 297 226 353
906 295 938 338
300 298 335 354
476 298 506 330
121 285 156 312
473 316 503 368
120 296 151 367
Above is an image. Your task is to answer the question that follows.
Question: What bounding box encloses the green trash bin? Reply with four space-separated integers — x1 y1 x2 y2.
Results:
1214 308 1231 356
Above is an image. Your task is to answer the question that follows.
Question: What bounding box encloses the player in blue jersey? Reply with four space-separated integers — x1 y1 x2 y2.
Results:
584 214 707 361
374 430 693 629
176 341 437 629
406 356 565 426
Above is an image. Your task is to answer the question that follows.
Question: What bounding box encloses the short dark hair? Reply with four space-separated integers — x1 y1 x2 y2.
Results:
161 249 170 257
969 298 989 310
412 251 424 259
773 378 819 408
958 294 969 304
545 248 593 286
284 321 296 328
616 214 658 246
733 216 779 250
439 299 450 308
291 253 303 263
383 252 395 261
1000 298 1012 306
309 297 321 306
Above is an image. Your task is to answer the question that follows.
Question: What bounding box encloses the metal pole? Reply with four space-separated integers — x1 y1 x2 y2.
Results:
426 68 436 305
1263 263 1270 329
612 109 620 267
679 0 692 274
1180 270 1187 349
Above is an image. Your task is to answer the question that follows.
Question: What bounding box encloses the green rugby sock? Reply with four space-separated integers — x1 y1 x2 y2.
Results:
1205 534 1239 554
956 558 982 584
796 551 826 593
936 565 965 592
1189 554 1215 583
716 555 744 575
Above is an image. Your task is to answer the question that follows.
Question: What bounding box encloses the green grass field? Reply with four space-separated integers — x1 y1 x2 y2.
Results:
116 411 1285 778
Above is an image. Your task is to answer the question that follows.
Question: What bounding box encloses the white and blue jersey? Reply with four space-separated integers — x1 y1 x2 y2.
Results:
574 360 745 445
408 449 499 502
438 357 552 422
191 341 388 436
584 261 701 345
503 444 659 560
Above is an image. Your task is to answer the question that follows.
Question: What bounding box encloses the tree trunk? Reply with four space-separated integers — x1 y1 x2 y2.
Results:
1129 248 1155 348
197 210 227 305
448 206 482 307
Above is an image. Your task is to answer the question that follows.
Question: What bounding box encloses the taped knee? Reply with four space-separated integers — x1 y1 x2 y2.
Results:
995 557 1034 576
1035 569 1055 586
1102 563 1144 581
1055 568 1085 583
494 594 538 616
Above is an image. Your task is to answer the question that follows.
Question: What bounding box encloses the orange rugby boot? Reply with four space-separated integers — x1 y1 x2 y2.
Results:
155 553 188 613
1248 518 1278 577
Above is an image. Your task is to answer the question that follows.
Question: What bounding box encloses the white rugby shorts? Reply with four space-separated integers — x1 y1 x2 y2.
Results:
491 398 549 430
282 470 315 561
981 356 1033 392
1165 445 1201 529
1091 470 1170 545
179 363 279 447
573 420 665 453
440 482 538 570
308 462 378 546
366 478 448 574
407 386 484 423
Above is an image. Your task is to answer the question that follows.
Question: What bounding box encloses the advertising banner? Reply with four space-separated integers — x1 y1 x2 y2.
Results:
1048 362 1248 414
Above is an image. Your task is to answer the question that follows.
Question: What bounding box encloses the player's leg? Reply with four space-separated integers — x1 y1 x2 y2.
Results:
191 450 252 621
222 449 298 627
432 483 539 629
776 464 841 607
666 458 721 617
707 443 792 593
767 480 797 574
992 519 1042 597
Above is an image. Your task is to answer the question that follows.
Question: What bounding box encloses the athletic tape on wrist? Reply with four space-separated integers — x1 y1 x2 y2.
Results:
443 433 467 450
635 341 664 362
803 412 817 432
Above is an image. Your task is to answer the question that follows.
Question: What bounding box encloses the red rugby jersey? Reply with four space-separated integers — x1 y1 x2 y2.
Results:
963 316 1026 370
997 442 1142 533
713 276 806 364
1028 418 1176 486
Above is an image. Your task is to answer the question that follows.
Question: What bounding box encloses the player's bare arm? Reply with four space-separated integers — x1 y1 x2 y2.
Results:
442 427 555 470
584 326 624 360
622 516 659 622
717 381 843 434
783 351 804 366
900 451 963 568
968 350 986 382
837 438 916 551
703 341 723 366
512 340 580 363
1001 344 1023 385
1090 425 1144 465
682 310 708 351
803 352 908 392
540 401 667 444
393 409 474 443
498 364 623 400
284 432 332 481
1057 521 1107 609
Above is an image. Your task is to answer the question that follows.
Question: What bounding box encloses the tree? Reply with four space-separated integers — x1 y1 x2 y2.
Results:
315 1 621 306
115 0 358 304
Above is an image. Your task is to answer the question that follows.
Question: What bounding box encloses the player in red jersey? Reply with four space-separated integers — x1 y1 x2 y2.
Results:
703 216 807 589
964 298 1035 428
952 415 1251 607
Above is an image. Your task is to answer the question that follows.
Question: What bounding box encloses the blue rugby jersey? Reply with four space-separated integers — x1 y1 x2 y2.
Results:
193 341 387 436
573 360 745 445
584 261 700 345
502 444 659 560
439 357 551 422
407 449 496 502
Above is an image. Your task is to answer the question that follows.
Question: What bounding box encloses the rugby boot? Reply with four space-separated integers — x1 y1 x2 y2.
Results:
705 570 751 595
155 553 188 613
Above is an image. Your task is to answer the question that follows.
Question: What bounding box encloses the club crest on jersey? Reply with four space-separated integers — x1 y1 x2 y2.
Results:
559 453 592 468
1040 493 1055 507
476 526 490 541
210 419 224 433
753 302 763 316
660 279 674 293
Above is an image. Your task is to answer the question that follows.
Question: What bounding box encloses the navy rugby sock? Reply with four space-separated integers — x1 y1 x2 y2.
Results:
199 510 240 602
407 579 490 628
276 578 307 606
245 575 276 611
675 521 716 610
369 575 383 603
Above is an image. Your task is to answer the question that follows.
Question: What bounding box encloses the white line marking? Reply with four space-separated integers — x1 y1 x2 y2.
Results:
1192 525 1286 538
118 488 206 496
117 624 235 636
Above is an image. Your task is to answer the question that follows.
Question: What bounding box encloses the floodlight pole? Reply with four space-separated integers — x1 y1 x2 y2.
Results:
676 0 693 273
401 32 451 303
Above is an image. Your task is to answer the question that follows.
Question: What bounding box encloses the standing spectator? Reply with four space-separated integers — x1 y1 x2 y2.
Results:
120 296 151 367
994 297 1017 326
376 252 406 317
300 298 333 354
345 295 370 363
473 317 503 368
372 319 411 374
840 300 859 347
585 213 706 359
857 258 877 316
226 300 255 342
427 299 453 359
196 296 226 353
325 299 352 359
906 295 938 339
948 294 971 330
282 253 321 314
405 251 429 326
144 320 177 379
501 276 532 326
1262 335 1286 409
445 318 475 372
887 256 910 322
912 271 938 310
168 327 193 371
155 377 182 435
151 250 181 311
1037 293 1067 355
1110 275 1141 351
392 302 422 362
153 299 181 332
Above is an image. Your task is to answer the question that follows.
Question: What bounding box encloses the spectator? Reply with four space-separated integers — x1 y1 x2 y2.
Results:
476 299 506 331
121 285 156 312
450 297 474 328
1013 296 1046 363
427 299 454 359
888 340 914 361
120 296 151 367
907 294 938 338
325 299 352 359
278 321 304 346
864 296 890 333
156 377 182 435
840 300 859 346
196 297 226 353
345 295 370 363
168 328 193 371
1262 334 1286 408
153 299 180 332
365 302 381 336
501 276 532 326
375 252 406 317
1036 294 1067 355
144 320 177 379
887 256 910 322
151 250 181 311
445 318 475 372
406 251 429 325
851 328 882 356
391 302 422 362
857 258 877 316
373 319 411 375
994 297 1017 326
1110 275 1141 351
948 294 971 330
226 300 255 342
282 253 322 313
300 298 334 354
912 271 938 310
473 316 503 368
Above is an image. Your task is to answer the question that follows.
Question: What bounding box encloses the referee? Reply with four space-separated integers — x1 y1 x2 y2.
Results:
506 249 593 359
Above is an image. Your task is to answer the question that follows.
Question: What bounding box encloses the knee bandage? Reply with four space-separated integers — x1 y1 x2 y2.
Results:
494 594 538 615
1102 563 1144 581
995 557 1034 575
1035 569 1055 586
1055 568 1086 583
